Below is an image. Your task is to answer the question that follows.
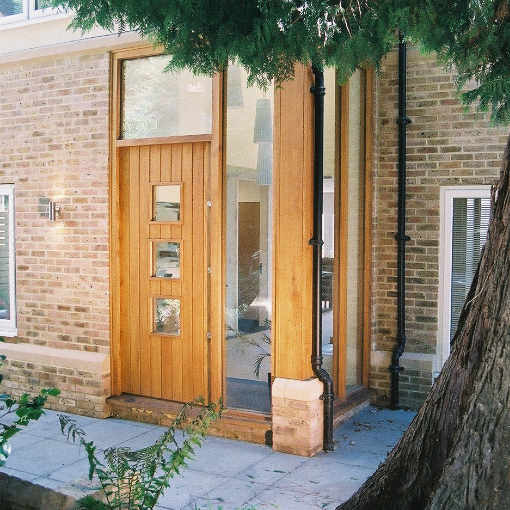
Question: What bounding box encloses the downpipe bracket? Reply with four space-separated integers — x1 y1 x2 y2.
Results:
397 117 412 126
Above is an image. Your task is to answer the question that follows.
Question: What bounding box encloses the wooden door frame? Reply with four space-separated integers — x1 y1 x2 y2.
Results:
109 44 223 399
335 67 374 400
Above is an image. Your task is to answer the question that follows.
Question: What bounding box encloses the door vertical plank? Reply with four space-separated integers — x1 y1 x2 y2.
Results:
139 146 154 396
129 146 141 394
161 144 172 182
171 144 182 181
202 143 211 400
181 142 194 401
119 148 131 391
150 145 162 240
163 143 186 401
161 144 173 238
170 144 183 296
192 143 206 399
150 144 162 182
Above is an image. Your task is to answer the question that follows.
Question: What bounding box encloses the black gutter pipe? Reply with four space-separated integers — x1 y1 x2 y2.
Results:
310 65 335 451
389 33 411 409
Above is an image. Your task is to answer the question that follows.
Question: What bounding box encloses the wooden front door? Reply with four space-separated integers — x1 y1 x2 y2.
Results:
118 142 209 402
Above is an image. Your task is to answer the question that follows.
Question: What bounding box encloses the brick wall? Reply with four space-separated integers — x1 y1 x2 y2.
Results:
0 51 110 416
370 48 507 409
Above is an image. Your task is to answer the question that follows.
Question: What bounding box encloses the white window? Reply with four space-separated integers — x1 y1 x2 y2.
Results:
30 0 57 18
0 185 16 337
438 186 491 368
0 0 27 24
0 0 63 26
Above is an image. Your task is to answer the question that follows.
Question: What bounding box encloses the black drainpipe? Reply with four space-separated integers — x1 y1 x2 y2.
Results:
389 33 411 409
310 65 335 451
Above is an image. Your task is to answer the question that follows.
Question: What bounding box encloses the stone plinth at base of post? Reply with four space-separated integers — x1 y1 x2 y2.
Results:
271 377 324 457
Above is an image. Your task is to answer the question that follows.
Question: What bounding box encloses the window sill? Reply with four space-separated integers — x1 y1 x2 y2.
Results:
0 12 71 31
0 327 18 338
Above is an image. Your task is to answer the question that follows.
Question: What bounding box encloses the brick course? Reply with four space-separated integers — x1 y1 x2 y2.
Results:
370 48 506 409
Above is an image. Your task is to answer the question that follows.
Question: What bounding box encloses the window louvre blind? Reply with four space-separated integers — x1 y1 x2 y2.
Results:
450 197 491 341
0 193 11 321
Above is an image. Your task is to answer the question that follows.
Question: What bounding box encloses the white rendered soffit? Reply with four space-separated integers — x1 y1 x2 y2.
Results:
0 17 143 65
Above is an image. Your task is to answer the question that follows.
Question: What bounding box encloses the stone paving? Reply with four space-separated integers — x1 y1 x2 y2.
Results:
0 406 415 510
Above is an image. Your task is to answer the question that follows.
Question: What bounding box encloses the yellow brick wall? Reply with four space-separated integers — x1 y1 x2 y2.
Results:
0 50 110 416
370 48 507 409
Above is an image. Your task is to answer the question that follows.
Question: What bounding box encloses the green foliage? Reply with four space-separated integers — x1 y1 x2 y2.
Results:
251 319 271 379
60 400 222 510
49 0 510 124
75 496 110 510
0 339 60 465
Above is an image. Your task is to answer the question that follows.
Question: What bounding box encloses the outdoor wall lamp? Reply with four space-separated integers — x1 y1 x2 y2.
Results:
39 197 61 221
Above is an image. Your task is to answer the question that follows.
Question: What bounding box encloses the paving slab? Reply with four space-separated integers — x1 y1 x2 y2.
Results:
1 405 415 509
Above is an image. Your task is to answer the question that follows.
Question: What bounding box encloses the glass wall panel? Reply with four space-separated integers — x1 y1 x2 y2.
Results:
121 55 212 139
322 68 338 378
345 70 365 391
153 298 180 335
323 68 366 395
225 65 273 413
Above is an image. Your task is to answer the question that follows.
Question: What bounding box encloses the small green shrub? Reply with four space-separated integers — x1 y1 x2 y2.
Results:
60 399 222 510
0 339 60 465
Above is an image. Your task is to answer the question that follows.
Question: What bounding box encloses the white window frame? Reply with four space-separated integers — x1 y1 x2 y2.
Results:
437 185 491 369
0 184 16 337
0 0 27 25
0 0 64 27
29 0 60 19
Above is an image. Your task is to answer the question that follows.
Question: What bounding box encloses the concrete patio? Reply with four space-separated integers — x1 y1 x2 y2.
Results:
0 406 415 510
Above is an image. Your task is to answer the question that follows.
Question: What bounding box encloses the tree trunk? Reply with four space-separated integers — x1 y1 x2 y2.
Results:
338 134 510 510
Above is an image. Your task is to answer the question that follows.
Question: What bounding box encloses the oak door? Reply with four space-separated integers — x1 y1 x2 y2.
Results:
119 142 209 402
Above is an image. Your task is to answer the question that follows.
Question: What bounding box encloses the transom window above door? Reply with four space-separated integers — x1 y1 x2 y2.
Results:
120 55 213 140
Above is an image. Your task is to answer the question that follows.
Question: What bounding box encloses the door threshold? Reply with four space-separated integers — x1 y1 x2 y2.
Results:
107 394 272 445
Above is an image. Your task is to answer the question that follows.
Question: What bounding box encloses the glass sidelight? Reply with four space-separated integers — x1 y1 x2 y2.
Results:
224 66 273 413
344 69 366 392
321 68 338 379
322 68 368 396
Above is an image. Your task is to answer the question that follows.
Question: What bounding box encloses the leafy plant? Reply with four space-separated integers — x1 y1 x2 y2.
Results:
251 319 271 379
0 339 60 465
59 400 222 510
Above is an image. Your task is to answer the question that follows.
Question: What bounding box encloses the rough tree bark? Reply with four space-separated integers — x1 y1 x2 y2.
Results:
338 135 510 510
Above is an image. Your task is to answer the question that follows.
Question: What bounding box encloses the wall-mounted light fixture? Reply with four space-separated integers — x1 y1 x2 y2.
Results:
38 197 61 221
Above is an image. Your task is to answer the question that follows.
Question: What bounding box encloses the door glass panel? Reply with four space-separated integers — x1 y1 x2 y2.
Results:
154 298 180 335
152 241 180 279
152 184 181 222
225 66 273 413
121 55 212 139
